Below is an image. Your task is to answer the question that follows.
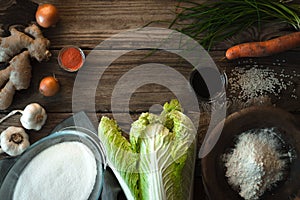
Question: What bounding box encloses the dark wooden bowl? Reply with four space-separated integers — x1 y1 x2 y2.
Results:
201 106 300 200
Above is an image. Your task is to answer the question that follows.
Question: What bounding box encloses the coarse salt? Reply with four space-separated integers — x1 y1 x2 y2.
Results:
228 65 298 100
13 142 97 200
223 128 290 200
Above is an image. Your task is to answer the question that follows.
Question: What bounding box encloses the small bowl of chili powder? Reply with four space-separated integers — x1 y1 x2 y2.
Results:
58 46 85 72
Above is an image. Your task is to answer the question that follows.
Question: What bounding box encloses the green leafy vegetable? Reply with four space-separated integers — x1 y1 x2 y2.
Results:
98 100 196 200
170 0 300 49
98 116 140 199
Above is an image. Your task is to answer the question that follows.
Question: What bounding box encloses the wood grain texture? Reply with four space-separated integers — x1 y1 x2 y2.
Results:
0 0 300 199
1 0 300 50
0 0 37 32
0 111 210 148
1 49 299 113
31 0 181 49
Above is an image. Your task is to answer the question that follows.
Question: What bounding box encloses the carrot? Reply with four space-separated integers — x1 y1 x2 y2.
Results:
225 32 300 60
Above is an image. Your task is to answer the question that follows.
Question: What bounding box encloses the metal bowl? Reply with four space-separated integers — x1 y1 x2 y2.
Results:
201 106 300 200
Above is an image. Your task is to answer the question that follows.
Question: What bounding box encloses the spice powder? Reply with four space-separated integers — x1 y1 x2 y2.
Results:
60 47 84 71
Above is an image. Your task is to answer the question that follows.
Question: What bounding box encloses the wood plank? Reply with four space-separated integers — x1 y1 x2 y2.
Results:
3 0 298 51
1 49 299 114
32 0 180 49
37 0 300 51
0 111 208 149
0 110 210 179
0 0 37 32
0 0 182 49
1 49 194 112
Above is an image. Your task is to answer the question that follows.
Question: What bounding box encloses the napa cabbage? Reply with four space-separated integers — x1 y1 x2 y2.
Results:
98 100 196 200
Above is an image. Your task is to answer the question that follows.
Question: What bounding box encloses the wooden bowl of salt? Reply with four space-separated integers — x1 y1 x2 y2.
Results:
201 106 300 200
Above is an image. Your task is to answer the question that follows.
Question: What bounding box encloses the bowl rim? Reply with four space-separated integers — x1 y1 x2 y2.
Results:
189 67 228 102
57 45 85 72
0 128 104 200
201 106 300 200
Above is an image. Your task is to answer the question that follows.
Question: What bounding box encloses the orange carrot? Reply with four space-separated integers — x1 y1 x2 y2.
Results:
226 32 300 60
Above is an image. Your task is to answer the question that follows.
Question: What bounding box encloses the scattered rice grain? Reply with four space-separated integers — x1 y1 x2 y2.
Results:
228 65 298 100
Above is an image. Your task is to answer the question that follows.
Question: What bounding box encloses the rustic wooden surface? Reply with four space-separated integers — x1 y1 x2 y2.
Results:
0 0 300 199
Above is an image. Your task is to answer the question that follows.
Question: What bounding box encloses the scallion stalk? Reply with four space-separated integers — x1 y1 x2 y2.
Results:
170 0 300 50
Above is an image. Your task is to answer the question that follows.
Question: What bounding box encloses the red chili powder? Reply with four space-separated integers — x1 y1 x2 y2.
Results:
60 47 83 71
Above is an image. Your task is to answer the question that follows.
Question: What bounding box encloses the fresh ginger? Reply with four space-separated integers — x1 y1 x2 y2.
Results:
0 24 51 62
0 51 31 110
0 24 51 110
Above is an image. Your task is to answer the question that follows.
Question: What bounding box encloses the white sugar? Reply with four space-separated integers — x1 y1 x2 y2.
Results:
223 128 288 200
13 142 97 200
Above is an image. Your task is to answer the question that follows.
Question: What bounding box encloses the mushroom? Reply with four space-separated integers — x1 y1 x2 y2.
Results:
0 126 30 156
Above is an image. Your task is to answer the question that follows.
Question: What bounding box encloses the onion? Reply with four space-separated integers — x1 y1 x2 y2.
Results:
39 76 60 97
35 4 59 28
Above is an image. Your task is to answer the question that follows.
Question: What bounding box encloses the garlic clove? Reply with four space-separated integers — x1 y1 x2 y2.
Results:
20 103 47 131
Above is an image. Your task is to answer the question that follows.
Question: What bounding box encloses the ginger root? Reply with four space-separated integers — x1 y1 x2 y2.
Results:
0 51 31 110
0 24 51 110
0 24 51 62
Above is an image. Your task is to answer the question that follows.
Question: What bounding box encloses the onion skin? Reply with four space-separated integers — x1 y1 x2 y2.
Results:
35 4 59 28
39 76 60 97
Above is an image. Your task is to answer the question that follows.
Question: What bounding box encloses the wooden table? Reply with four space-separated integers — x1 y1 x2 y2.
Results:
0 0 300 199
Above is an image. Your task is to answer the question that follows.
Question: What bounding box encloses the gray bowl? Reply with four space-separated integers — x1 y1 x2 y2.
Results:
201 106 300 200
0 127 105 200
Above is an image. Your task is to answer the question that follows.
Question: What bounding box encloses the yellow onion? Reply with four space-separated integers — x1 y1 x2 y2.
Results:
39 76 60 97
35 4 59 28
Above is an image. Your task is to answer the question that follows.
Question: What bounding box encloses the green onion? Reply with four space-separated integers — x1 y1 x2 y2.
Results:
170 0 300 50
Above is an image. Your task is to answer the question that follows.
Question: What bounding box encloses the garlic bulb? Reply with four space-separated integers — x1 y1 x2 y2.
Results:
0 103 47 131
20 103 47 131
0 126 30 156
